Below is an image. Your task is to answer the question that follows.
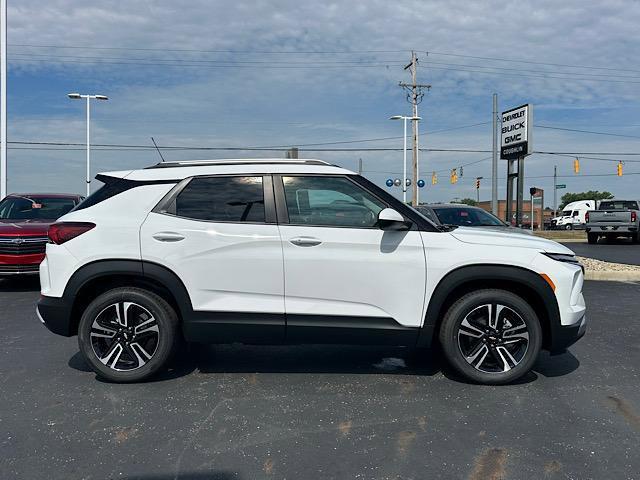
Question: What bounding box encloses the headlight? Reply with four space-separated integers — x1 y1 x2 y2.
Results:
543 252 584 272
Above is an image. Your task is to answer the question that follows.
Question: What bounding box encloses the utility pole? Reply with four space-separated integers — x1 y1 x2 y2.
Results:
0 0 7 199
286 147 298 159
399 51 430 206
553 165 557 217
358 158 362 175
491 94 498 216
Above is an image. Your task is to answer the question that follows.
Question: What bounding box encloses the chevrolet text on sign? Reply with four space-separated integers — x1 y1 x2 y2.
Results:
500 104 533 160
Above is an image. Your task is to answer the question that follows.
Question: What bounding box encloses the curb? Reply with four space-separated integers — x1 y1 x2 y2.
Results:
584 270 640 282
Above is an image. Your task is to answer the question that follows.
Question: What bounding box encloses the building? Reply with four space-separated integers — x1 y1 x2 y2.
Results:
476 200 553 229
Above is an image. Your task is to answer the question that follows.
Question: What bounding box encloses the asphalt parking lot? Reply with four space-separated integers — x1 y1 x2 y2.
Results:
1 279 639 480
562 240 640 266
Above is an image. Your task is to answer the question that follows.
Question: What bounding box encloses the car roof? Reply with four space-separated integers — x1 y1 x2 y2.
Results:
102 158 355 181
423 203 480 209
6 193 82 199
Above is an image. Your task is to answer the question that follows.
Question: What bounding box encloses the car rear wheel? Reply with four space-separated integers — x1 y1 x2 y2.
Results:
439 289 542 385
77 287 179 382
587 233 598 244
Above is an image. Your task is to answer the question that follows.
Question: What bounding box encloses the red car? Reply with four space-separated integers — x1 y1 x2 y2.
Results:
0 193 83 276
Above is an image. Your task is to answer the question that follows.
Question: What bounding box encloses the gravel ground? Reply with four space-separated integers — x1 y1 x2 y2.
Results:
578 256 640 272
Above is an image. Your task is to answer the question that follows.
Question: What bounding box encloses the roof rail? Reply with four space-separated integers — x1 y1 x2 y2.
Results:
145 159 334 169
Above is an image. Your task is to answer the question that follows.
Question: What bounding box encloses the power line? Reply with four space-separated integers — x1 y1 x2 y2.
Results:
11 44 639 76
12 55 640 84
10 43 408 54
13 52 640 80
8 141 640 160
422 50 640 75
421 60 640 80
535 124 640 139
420 64 640 85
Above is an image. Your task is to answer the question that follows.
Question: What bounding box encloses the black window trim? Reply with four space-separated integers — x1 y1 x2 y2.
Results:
152 174 277 225
274 173 406 230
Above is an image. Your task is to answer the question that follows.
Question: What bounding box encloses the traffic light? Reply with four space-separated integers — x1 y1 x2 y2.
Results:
574 158 580 174
460 166 464 177
431 171 437 185
617 161 623 176
475 179 480 189
450 168 458 184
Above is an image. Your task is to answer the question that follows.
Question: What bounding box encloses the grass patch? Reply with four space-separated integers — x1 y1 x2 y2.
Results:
534 230 586 240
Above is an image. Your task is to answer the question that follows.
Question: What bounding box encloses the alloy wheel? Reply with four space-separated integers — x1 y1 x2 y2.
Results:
457 303 530 373
90 302 160 371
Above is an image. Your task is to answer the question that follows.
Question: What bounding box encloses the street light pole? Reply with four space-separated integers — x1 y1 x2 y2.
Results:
0 0 7 199
86 96 90 197
390 115 421 204
402 117 407 203
68 93 108 196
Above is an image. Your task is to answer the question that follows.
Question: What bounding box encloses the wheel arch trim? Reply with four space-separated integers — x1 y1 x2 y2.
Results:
62 259 194 334
417 264 561 350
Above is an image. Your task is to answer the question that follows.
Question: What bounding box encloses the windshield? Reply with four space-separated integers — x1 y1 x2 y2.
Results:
0 196 77 220
599 201 639 210
562 210 572 216
432 206 506 227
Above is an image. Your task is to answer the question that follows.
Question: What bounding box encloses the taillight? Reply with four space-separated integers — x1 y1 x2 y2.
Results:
632 211 637 222
48 222 95 245
585 211 589 222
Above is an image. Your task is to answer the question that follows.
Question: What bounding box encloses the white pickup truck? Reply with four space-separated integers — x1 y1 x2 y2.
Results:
585 200 640 244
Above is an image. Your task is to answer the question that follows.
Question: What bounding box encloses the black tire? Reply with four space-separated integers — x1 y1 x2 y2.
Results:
438 289 542 385
587 233 598 244
77 287 179 382
565 224 573 230
632 232 640 244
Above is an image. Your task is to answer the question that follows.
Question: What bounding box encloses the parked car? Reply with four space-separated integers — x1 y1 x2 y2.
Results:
550 200 596 230
37 159 586 385
0 193 83 275
416 203 532 234
585 199 640 244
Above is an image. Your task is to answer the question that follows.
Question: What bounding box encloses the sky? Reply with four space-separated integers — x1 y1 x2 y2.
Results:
5 0 640 207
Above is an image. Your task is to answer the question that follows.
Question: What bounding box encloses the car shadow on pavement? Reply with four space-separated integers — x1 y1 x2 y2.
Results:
191 344 443 377
68 344 580 385
533 350 581 378
0 277 40 292
121 473 239 480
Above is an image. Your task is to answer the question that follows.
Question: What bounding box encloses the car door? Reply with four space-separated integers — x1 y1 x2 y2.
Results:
140 174 284 342
274 174 426 344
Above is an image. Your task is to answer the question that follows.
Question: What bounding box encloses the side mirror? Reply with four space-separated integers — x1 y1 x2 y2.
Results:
378 208 412 231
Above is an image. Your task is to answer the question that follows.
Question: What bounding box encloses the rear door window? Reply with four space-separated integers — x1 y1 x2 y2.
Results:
175 176 265 223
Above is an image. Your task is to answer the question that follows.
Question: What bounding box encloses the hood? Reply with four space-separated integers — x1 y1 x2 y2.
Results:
469 225 533 236
449 226 574 254
0 218 52 236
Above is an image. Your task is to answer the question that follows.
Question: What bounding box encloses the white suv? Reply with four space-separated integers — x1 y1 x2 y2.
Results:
37 159 586 384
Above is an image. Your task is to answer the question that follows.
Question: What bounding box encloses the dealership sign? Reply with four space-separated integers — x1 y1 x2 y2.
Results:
500 104 533 160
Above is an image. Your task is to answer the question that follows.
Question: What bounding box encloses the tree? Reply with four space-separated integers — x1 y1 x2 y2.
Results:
457 198 478 206
559 191 613 209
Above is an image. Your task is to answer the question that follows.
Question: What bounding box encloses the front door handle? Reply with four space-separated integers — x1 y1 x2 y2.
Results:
289 236 322 247
152 232 185 242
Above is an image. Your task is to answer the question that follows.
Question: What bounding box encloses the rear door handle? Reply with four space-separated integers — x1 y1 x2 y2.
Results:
289 236 322 247
152 232 185 242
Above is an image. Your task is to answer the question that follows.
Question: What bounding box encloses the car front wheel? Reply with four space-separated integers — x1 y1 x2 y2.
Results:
439 289 542 385
77 287 179 382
